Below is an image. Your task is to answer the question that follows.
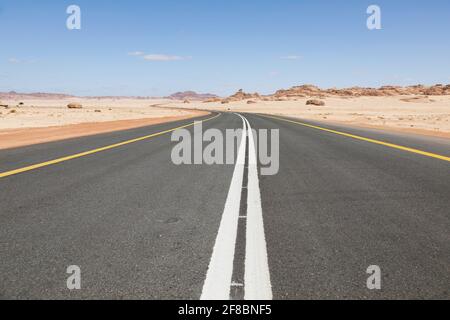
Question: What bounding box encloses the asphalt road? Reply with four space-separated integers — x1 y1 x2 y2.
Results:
0 112 449 299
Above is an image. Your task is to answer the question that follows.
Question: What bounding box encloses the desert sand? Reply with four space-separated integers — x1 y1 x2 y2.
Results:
0 98 207 149
1 89 449 150
0 98 204 129
173 95 450 139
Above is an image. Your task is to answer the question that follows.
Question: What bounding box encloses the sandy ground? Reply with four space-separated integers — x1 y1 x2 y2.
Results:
1 95 449 150
0 98 207 149
174 95 450 139
0 98 199 129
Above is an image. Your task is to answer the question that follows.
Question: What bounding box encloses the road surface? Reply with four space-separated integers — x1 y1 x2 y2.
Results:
0 112 449 299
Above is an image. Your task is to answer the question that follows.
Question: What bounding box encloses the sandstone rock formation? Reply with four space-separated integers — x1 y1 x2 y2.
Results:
269 84 450 99
67 103 83 109
227 89 260 101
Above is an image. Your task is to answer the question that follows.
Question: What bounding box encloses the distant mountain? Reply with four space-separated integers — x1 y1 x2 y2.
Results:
1 90 220 101
0 91 158 100
3 84 448 103
165 91 220 101
0 91 75 100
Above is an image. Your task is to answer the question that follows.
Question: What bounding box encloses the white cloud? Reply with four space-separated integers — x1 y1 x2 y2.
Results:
128 51 145 56
281 55 302 60
143 54 190 61
8 57 37 64
128 51 190 61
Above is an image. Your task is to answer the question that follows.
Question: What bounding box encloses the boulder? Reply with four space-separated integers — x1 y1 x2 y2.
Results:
67 103 83 109
306 99 325 106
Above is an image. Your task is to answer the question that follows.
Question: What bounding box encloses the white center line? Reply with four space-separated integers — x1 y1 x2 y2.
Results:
201 114 272 300
200 115 247 300
243 116 273 300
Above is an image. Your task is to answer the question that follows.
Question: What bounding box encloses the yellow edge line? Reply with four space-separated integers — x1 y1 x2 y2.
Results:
0 113 221 179
259 114 450 163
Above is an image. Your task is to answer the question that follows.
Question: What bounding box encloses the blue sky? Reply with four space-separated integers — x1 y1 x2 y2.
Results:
0 0 449 96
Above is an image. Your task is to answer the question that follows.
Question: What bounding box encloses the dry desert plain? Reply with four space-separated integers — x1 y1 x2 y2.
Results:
0 98 207 149
0 93 449 149
177 95 450 138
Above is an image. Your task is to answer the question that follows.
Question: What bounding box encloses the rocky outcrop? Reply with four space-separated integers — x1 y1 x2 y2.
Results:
227 89 261 101
67 103 83 109
269 84 450 99
275 85 321 98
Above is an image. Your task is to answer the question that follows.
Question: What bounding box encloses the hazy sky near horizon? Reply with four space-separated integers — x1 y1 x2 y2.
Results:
1 0 449 96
